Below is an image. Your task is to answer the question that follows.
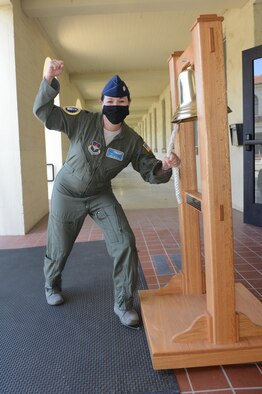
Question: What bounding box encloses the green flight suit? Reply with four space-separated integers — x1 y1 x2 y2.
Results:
33 78 172 309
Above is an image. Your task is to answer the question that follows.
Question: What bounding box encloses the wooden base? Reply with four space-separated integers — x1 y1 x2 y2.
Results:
139 282 262 369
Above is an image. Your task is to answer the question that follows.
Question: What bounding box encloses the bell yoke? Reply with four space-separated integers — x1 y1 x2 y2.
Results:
33 65 174 327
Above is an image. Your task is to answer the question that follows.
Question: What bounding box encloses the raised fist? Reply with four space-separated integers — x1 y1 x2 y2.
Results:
44 59 64 84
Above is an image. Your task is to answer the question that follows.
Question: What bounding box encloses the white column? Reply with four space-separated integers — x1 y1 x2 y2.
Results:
0 5 25 235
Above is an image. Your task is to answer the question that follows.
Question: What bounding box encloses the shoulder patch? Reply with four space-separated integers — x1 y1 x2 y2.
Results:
143 142 152 153
62 106 81 116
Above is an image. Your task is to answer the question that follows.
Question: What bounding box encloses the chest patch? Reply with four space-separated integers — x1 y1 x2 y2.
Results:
88 141 101 155
106 147 124 161
62 106 81 116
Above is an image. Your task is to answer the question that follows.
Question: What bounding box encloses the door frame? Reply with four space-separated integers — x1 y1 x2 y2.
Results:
243 44 262 226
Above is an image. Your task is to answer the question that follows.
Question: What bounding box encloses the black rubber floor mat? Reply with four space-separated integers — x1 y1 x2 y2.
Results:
0 241 179 394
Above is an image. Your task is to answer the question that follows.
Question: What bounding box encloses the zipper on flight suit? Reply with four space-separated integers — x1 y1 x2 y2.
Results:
86 154 104 187
86 130 107 187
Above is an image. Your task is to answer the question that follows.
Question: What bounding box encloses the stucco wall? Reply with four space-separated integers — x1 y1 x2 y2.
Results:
140 84 172 161
254 1 262 46
2 0 85 234
223 1 255 211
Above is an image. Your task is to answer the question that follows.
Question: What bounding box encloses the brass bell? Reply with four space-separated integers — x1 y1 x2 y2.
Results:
172 66 197 123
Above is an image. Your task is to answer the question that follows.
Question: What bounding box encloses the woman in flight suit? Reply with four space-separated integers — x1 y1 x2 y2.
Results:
33 59 180 327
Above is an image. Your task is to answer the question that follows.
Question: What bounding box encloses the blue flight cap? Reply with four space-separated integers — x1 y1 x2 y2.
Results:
102 75 130 98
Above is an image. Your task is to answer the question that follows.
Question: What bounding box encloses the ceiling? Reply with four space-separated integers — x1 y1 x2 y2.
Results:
21 0 248 128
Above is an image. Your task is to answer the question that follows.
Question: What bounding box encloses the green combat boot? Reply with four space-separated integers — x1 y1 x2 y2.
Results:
45 289 64 306
114 304 139 327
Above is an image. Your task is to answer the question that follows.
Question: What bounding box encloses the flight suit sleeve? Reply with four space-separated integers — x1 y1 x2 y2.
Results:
131 138 172 184
33 78 83 139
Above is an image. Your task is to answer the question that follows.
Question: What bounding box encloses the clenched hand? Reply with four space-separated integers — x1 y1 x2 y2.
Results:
44 59 64 85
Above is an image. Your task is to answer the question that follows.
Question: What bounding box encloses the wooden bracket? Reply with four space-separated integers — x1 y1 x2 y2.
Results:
172 314 210 343
154 273 184 295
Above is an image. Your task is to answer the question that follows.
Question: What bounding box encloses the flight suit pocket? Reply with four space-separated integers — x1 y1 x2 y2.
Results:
95 206 122 243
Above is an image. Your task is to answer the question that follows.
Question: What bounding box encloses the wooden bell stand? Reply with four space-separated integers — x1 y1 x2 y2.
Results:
139 14 262 369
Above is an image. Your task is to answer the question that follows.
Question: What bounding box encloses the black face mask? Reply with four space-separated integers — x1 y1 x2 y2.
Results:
102 105 129 124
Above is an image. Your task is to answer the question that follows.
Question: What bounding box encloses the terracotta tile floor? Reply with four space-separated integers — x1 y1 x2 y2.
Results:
1 207 262 393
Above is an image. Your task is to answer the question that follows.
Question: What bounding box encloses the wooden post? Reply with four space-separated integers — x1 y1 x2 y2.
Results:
191 15 237 344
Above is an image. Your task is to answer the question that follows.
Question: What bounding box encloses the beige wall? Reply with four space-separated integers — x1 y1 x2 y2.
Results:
223 1 255 211
254 1 262 46
139 85 172 162
0 0 85 235
159 85 172 156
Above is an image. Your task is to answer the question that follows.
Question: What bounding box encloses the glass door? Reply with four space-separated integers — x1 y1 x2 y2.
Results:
243 45 262 226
